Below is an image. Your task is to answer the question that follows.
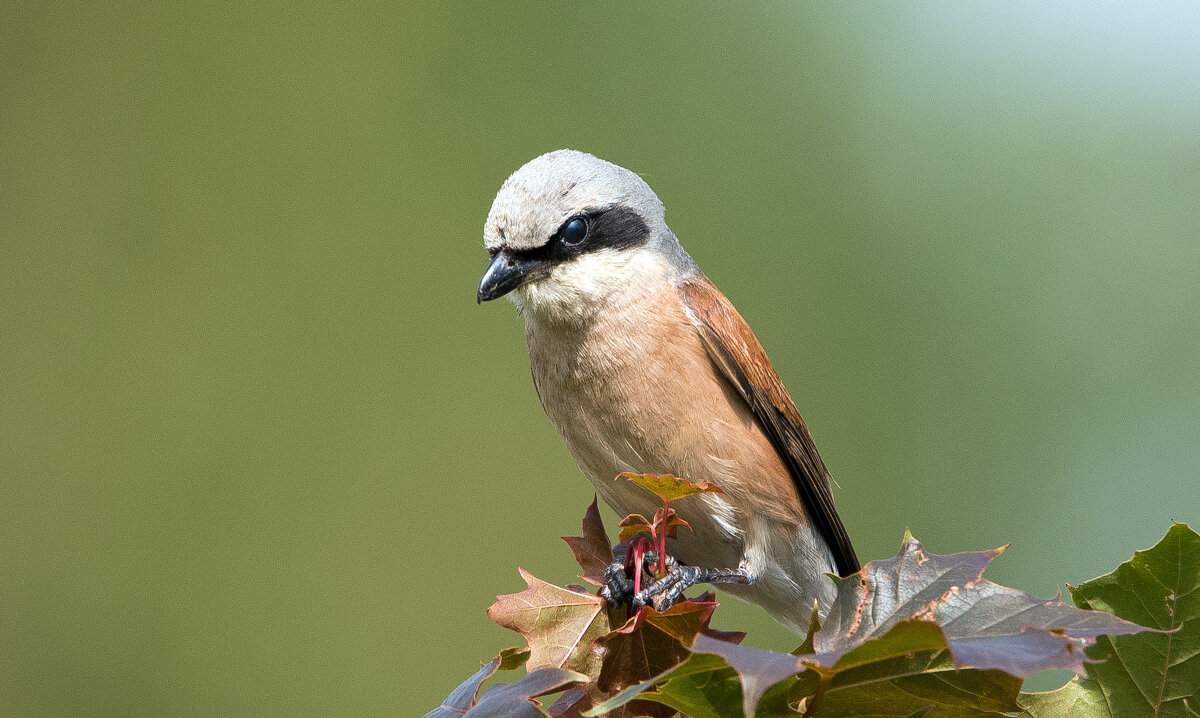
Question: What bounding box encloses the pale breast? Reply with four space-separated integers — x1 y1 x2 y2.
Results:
524 284 800 569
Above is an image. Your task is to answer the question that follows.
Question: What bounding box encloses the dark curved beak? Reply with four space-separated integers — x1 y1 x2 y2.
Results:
477 251 544 303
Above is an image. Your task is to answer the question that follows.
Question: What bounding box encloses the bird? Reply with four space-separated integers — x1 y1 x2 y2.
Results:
476 149 858 634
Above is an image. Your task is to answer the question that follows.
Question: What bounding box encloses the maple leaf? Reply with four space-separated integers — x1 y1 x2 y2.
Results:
449 495 1184 718
422 647 533 718
488 568 613 679
464 668 587 718
617 473 719 576
586 652 742 718
618 472 724 503
562 497 615 586
618 513 656 544
596 598 720 693
812 530 1151 677
593 531 1162 717
1019 521 1200 717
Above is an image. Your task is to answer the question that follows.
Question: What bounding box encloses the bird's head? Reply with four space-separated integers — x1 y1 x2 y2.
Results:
478 150 693 324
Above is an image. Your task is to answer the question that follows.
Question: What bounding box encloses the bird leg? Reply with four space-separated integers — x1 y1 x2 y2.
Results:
601 550 752 613
635 556 752 611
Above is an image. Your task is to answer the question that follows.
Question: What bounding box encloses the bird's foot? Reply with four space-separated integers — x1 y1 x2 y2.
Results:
600 551 751 613
600 549 660 608
599 553 638 607
635 561 752 611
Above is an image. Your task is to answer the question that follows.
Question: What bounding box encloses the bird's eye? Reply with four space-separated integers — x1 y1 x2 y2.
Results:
560 217 588 246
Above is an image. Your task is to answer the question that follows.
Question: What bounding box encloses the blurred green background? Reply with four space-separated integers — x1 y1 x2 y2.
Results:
2 2 1198 714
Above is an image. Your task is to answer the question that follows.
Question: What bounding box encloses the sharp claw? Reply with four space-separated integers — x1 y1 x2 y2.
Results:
602 556 636 608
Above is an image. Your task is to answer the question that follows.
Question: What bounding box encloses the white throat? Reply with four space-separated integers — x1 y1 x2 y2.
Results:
510 246 671 327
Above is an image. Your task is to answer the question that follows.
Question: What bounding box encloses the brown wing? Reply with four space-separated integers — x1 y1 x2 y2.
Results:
677 273 860 576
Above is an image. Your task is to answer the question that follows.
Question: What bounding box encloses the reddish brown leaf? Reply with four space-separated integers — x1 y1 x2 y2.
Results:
488 568 612 679
617 473 724 503
595 599 719 692
618 514 655 544
813 531 1152 677
658 511 690 541
700 627 746 645
684 592 746 645
561 497 615 586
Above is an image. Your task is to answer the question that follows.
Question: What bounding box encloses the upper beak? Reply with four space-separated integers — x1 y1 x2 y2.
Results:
477 251 543 303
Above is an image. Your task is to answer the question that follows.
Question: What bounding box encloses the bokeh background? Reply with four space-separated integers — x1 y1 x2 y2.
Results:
3 2 1198 714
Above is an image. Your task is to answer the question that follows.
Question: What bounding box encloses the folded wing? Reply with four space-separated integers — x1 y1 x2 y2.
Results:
677 273 860 577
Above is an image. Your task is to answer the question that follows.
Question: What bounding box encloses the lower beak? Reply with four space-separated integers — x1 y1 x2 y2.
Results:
477 251 543 303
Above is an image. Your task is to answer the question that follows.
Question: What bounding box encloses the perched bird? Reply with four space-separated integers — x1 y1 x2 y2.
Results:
477 150 858 634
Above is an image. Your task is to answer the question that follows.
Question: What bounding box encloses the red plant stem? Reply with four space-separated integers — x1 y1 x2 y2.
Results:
657 498 670 575
630 538 652 596
633 543 643 595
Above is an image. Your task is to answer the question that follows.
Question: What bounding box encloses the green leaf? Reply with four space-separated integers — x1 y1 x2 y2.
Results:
561 497 615 586
793 620 1022 716
618 472 724 502
692 622 1023 717
499 646 532 671
790 601 821 656
1070 521 1199 712
692 633 805 717
805 619 950 674
635 662 744 718
488 568 612 678
1019 522 1200 717
1018 678 1114 717
584 652 738 718
797 646 1021 717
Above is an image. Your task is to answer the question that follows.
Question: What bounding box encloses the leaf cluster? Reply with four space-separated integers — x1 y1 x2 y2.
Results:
426 478 1198 717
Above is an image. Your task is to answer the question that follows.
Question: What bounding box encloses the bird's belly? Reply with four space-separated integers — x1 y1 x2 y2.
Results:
526 299 790 585
553 404 748 573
